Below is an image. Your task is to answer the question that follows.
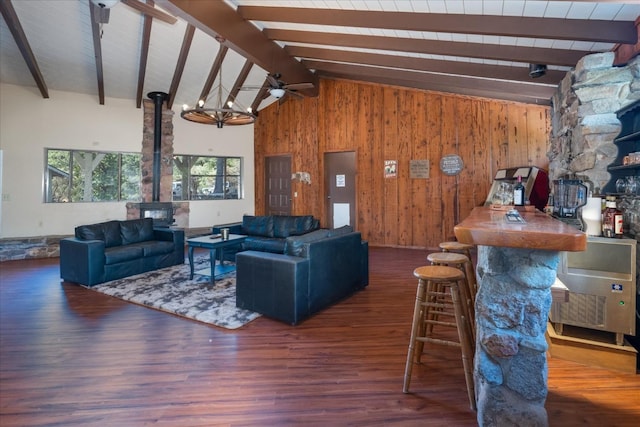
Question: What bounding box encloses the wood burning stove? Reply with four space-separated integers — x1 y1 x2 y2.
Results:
139 202 174 228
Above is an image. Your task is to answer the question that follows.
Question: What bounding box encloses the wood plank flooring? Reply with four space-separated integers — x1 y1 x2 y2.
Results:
1 247 639 426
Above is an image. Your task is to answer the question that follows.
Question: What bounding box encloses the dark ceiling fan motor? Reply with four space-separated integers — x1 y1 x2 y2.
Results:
529 64 547 78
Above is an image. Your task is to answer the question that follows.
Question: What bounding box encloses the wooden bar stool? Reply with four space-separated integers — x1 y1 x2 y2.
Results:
439 241 476 289
427 251 477 325
439 241 474 260
403 265 476 411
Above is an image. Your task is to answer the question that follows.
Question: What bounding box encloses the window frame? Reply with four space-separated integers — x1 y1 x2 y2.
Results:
172 154 243 201
44 148 142 203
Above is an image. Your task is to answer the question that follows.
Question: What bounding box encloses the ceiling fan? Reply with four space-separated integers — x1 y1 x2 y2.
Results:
90 0 177 25
241 73 314 100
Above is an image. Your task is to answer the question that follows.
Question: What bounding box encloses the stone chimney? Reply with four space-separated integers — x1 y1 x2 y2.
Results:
141 94 174 203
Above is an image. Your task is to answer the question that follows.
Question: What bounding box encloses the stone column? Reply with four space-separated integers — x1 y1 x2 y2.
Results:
126 97 190 228
141 98 174 203
475 245 560 427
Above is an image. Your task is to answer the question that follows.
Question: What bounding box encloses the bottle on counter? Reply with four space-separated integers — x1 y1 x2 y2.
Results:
544 193 554 215
602 197 624 238
513 175 525 206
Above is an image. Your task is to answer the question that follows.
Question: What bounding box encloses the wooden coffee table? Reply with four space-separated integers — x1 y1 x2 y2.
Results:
186 234 247 283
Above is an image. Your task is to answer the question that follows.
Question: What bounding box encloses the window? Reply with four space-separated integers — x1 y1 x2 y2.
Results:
45 149 141 203
44 150 241 203
172 155 242 200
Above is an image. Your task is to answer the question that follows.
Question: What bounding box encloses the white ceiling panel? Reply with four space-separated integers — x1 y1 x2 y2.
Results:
1 0 638 109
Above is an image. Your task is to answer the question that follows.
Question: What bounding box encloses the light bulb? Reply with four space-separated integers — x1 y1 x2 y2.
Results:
270 88 285 99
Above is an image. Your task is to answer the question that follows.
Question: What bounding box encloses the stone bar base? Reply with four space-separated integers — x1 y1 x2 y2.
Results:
475 245 560 427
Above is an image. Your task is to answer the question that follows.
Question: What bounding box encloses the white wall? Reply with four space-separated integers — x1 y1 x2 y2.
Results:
0 83 254 238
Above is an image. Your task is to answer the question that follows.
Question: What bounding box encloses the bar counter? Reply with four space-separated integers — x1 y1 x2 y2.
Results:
454 206 586 427
454 206 586 251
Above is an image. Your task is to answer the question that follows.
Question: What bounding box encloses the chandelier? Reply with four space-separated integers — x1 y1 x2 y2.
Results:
181 72 256 128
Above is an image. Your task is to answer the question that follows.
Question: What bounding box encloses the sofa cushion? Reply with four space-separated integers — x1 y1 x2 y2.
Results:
75 220 122 248
241 215 274 238
104 245 144 265
243 236 287 253
273 215 317 238
120 218 154 245
102 221 123 247
285 229 331 257
137 241 176 257
327 225 353 237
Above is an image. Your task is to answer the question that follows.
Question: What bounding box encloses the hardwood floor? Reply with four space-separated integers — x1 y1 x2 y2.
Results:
1 247 639 426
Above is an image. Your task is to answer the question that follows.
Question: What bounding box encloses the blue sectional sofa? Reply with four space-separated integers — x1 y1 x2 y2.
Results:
60 218 184 286
233 222 369 325
212 214 320 261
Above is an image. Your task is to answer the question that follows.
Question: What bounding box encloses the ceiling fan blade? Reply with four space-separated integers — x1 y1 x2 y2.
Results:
266 74 280 87
283 82 313 91
121 0 177 24
285 89 304 99
238 85 263 91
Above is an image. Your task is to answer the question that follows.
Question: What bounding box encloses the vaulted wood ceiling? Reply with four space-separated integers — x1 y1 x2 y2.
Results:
1 1 639 111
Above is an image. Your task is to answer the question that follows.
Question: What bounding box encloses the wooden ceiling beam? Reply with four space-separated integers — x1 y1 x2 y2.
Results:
225 59 254 108
320 72 552 106
267 29 587 67
88 1 105 105
122 0 177 25
135 0 154 108
199 45 228 103
0 0 49 98
287 46 566 85
251 79 271 113
158 0 318 96
240 6 637 44
166 24 195 109
305 60 555 105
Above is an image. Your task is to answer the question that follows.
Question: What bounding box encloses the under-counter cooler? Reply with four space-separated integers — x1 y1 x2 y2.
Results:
551 236 637 346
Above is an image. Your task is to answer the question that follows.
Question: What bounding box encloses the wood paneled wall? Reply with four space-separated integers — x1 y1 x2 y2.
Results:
254 79 550 249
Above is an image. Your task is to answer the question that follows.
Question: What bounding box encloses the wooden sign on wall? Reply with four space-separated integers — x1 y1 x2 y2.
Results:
440 154 464 176
410 160 430 179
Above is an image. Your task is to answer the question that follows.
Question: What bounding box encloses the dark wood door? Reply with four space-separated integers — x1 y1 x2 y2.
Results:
324 151 356 229
265 155 292 216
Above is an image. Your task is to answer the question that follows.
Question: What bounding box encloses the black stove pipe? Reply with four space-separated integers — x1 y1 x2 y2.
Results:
147 91 168 203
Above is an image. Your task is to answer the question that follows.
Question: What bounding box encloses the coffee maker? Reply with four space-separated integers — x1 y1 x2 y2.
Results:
551 179 588 230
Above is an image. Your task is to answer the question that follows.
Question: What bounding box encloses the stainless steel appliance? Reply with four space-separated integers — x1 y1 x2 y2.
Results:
551 236 637 345
551 179 588 230
484 166 549 211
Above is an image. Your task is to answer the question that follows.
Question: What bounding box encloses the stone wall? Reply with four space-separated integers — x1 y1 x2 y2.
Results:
549 52 640 192
0 227 211 262
549 52 640 238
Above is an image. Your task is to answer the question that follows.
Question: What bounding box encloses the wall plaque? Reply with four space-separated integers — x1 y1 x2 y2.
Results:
384 160 397 178
409 160 430 179
439 154 464 176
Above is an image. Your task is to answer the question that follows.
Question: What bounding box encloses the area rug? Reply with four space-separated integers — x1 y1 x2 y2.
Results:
89 257 261 329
